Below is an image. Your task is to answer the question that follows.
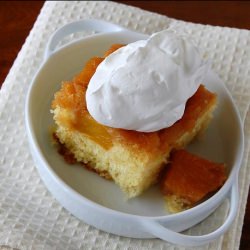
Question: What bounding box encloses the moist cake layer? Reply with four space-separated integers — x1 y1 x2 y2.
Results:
51 45 217 198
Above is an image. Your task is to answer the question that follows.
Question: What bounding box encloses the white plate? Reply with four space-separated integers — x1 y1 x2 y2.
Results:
25 19 244 246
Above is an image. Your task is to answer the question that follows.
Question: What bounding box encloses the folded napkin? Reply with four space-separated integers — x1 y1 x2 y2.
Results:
0 1 249 249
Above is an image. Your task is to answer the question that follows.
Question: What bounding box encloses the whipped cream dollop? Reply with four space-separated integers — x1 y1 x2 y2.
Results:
86 29 208 132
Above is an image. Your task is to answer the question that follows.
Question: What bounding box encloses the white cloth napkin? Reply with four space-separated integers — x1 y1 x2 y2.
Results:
0 1 249 249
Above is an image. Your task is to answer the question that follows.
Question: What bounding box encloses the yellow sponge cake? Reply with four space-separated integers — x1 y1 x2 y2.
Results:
51 45 217 198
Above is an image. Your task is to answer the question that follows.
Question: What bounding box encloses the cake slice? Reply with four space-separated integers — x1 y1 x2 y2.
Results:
51 45 217 198
161 149 227 213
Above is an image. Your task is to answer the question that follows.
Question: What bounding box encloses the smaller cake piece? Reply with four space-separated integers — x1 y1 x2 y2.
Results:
161 149 227 213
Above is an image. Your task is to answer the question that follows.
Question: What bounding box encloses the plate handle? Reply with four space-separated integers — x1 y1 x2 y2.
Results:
44 19 126 59
142 180 239 246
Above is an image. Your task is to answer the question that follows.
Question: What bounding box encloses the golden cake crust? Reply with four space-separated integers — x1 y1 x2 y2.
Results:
161 149 227 213
52 44 217 156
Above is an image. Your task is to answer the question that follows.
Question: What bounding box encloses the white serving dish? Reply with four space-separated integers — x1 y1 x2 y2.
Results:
25 19 244 246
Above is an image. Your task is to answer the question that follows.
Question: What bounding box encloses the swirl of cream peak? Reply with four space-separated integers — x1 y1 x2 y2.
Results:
86 29 208 132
